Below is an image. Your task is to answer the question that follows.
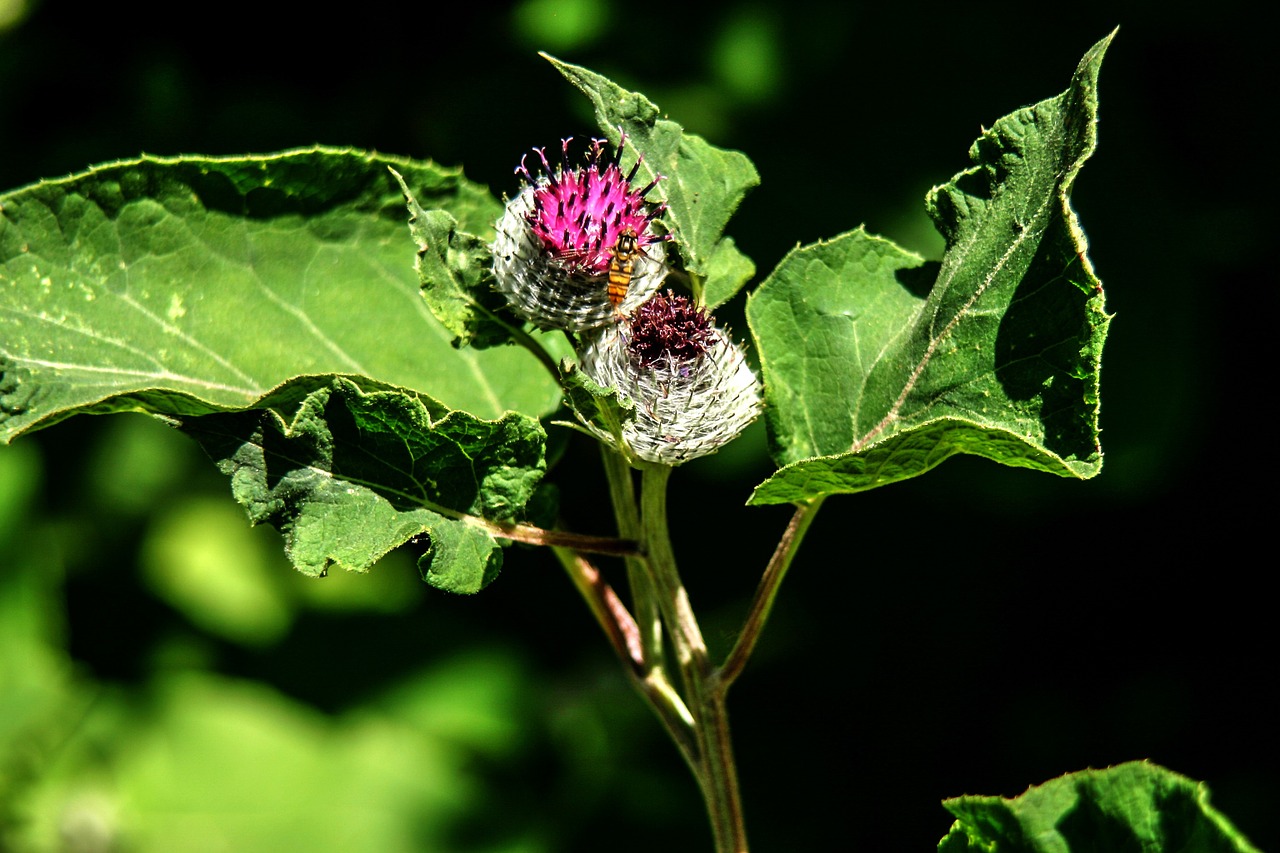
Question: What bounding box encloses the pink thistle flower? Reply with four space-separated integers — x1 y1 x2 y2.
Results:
492 135 669 331
580 292 762 465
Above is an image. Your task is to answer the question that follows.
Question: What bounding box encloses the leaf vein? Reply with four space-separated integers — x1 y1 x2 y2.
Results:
2 354 262 397
260 258 369 376
854 194 1052 452
116 292 260 387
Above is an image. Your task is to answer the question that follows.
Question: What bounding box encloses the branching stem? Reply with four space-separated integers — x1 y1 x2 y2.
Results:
640 464 746 853
550 456 825 853
552 546 697 766
552 432 824 853
483 519 638 556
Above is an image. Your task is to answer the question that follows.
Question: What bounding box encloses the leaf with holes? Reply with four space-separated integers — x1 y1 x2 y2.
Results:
747 33 1112 505
0 147 562 445
177 376 547 593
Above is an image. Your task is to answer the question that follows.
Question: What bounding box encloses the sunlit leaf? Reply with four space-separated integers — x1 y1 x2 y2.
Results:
543 54 759 281
0 147 560 445
392 169 511 349
748 33 1113 504
701 236 756 310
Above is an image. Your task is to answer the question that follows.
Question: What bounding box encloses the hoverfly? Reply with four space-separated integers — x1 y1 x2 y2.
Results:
607 226 641 310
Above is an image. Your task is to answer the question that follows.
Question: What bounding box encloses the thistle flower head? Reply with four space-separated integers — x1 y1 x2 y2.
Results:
492 135 668 331
580 292 762 465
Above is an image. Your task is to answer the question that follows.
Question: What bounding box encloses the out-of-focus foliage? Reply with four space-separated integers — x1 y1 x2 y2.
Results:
0 420 546 853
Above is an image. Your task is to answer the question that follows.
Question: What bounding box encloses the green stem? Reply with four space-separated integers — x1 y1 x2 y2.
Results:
688 270 705 307
640 464 747 853
470 296 561 383
717 497 825 690
551 545 698 767
601 447 665 672
504 322 562 383
639 465 706 680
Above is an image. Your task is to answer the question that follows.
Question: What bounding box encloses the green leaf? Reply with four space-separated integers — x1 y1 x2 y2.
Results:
543 54 759 280
391 168 511 349
177 376 546 593
0 147 561 445
557 359 635 458
938 761 1262 853
747 33 1113 505
702 236 757 310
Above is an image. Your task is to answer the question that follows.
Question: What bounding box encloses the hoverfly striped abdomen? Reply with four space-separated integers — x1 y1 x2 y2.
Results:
607 226 640 310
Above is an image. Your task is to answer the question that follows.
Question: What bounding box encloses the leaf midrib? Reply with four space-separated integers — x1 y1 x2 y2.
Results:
852 183 1055 455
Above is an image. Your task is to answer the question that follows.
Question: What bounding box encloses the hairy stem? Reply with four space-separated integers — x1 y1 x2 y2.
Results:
640 464 747 853
601 446 664 671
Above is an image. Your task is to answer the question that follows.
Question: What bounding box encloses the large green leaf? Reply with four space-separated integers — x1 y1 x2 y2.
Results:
544 54 759 290
0 147 561 444
747 33 1113 505
177 376 546 593
938 761 1262 853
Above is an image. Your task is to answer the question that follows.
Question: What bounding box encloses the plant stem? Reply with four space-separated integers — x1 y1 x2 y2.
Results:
640 463 748 853
468 295 563 383
552 546 698 767
553 545 644 668
717 497 825 690
504 320 562 382
579 463 822 851
601 447 664 670
638 465 705 679
483 519 638 556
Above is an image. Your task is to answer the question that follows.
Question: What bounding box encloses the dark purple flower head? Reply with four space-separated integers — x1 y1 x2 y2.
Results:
625 292 715 369
579 290 762 465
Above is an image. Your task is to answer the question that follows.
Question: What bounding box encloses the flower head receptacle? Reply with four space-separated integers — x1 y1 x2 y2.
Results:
492 136 668 332
580 292 762 465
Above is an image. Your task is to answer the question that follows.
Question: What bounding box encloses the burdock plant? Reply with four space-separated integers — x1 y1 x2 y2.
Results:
0 30 1261 853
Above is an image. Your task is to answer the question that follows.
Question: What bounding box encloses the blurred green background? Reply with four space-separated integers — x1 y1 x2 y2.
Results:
0 1 1271 851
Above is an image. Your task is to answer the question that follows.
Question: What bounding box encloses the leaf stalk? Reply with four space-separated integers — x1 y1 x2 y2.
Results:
717 497 825 690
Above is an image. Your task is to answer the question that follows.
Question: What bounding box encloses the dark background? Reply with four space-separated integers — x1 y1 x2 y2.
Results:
1 1 1271 850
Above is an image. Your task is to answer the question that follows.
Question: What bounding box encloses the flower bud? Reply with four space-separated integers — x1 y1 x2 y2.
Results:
580 292 762 465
